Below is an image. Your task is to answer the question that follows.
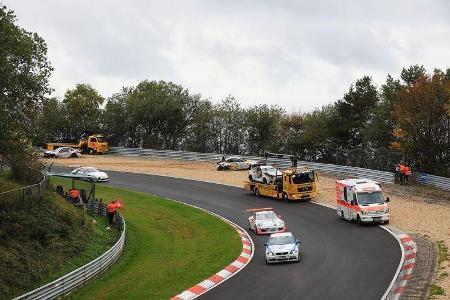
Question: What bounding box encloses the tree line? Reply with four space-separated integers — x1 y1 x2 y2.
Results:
1 5 449 179
34 66 450 176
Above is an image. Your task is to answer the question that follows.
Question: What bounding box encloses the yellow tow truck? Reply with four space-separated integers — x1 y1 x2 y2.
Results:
243 154 318 201
46 132 108 154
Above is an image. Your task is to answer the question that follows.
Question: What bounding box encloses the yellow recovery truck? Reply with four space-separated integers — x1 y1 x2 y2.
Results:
46 132 108 154
244 154 318 201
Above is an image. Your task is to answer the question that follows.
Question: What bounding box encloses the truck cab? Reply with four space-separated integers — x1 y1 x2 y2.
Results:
336 179 390 225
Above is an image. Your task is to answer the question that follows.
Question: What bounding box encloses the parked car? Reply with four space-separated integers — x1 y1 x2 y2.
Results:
71 166 109 182
43 147 81 158
248 165 282 184
217 157 258 171
265 232 301 264
246 207 285 235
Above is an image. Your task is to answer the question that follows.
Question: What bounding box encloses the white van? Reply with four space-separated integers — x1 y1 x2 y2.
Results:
336 178 390 225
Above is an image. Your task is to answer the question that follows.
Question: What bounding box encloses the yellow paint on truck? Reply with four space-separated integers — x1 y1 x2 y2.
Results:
244 168 318 201
46 134 108 154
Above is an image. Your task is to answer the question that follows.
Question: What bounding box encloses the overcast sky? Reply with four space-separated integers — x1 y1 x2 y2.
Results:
6 0 450 111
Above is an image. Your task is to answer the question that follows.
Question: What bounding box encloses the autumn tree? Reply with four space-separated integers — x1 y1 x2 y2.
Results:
395 69 450 175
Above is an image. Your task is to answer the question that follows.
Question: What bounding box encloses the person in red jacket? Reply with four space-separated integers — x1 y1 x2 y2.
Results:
404 165 411 185
106 201 117 229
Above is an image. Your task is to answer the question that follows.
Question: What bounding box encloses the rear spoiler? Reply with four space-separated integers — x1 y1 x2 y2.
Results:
245 207 273 212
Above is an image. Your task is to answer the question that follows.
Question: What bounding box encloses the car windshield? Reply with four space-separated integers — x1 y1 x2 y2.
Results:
256 211 277 220
269 235 295 245
85 167 99 173
262 167 276 173
357 191 385 205
292 171 315 184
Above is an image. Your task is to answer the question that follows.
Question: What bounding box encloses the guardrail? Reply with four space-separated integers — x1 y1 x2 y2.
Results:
14 212 125 300
108 147 450 190
0 169 47 201
108 147 395 183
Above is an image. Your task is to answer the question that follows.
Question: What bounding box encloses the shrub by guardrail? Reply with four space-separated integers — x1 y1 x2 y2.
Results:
108 147 450 190
14 212 125 300
10 178 126 300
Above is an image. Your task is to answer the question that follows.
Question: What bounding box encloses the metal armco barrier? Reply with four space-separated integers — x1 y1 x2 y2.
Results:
0 169 47 201
409 171 450 191
108 147 450 190
108 147 397 184
14 214 125 300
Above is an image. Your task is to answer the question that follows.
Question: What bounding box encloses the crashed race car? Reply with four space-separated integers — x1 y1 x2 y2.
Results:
43 147 81 158
265 232 301 264
248 165 282 184
217 157 258 171
246 207 286 235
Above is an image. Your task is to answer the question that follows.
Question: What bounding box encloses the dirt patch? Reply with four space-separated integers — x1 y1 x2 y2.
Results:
45 155 450 298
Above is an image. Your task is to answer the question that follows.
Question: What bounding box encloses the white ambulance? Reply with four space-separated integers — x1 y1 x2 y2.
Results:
336 178 390 225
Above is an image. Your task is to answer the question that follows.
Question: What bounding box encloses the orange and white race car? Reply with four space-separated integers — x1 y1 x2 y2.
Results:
246 207 286 235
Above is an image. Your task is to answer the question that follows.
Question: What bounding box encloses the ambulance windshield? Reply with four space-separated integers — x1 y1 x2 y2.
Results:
357 192 385 205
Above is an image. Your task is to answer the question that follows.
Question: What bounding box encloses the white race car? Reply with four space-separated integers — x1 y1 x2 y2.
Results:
246 207 286 235
248 165 282 184
265 232 301 264
71 166 109 182
217 157 258 171
43 147 81 158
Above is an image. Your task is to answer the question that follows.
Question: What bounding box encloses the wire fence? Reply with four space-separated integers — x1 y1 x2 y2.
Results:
0 168 47 201
108 147 450 190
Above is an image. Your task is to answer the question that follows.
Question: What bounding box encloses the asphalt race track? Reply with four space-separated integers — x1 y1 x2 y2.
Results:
61 167 402 299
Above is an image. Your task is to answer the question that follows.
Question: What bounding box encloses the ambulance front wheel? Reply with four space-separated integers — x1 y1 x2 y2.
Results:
356 215 362 226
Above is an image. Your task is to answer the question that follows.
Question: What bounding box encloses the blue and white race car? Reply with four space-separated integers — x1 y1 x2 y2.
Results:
264 232 301 264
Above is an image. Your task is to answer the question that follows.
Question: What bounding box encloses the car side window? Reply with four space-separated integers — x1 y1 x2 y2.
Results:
343 187 348 201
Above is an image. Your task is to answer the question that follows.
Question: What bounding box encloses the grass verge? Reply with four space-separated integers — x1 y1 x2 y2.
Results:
51 177 242 300
429 241 449 299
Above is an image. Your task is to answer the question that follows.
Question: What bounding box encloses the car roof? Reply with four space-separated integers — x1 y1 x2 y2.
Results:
270 232 293 238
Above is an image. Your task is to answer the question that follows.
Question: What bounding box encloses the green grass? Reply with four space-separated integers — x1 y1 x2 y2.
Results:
437 241 449 265
429 241 449 298
0 170 25 192
0 177 118 299
51 177 242 300
429 284 445 297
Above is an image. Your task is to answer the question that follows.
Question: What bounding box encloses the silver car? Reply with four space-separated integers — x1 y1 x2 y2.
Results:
71 166 109 182
217 157 257 171
43 147 81 158
265 232 301 264
248 165 282 184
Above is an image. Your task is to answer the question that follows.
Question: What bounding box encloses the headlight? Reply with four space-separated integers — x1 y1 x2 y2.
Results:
266 251 274 256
